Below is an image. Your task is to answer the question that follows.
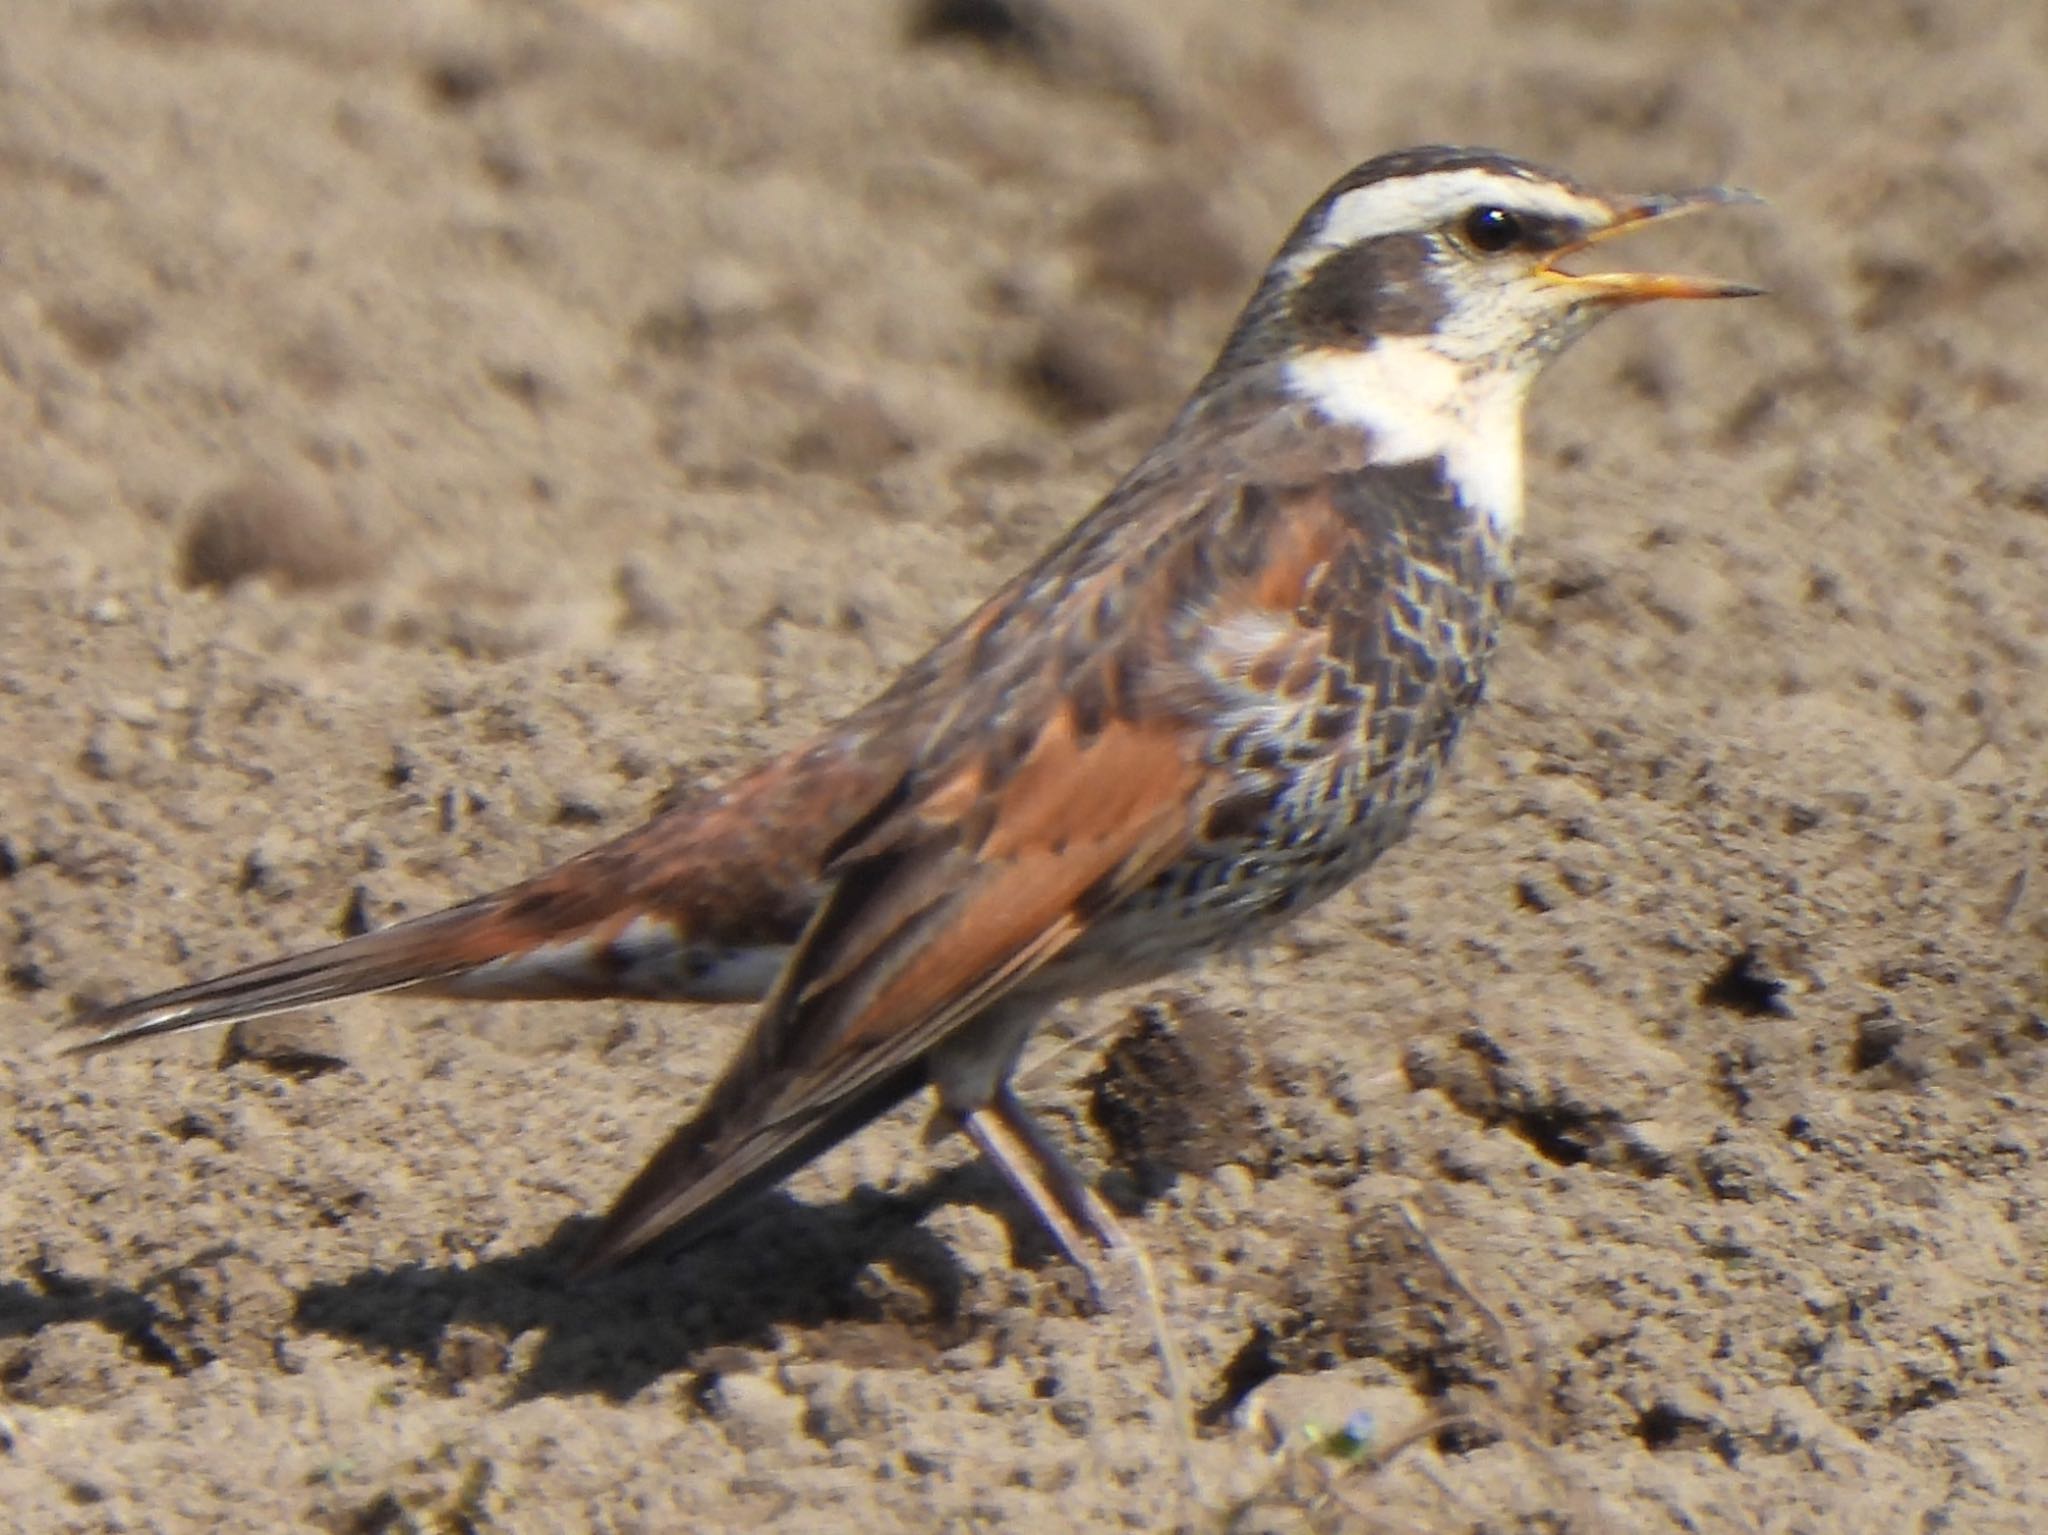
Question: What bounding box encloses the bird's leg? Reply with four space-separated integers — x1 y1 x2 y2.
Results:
929 1003 1195 1477
959 1090 1107 1292
962 1089 1195 1487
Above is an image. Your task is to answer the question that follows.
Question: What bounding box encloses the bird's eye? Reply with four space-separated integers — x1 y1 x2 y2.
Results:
1461 206 1524 254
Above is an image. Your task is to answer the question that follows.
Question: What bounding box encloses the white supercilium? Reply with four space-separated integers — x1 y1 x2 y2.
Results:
1303 169 1608 258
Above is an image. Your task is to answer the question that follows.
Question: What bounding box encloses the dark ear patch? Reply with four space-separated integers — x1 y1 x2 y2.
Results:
1289 238 1448 345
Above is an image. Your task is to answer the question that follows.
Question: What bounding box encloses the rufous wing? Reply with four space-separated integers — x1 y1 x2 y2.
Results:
577 708 1206 1269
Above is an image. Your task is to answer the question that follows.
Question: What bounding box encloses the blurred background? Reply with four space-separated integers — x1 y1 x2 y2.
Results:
1 1 2043 1529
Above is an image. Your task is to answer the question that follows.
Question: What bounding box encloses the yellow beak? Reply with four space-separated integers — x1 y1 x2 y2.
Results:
1541 185 1765 304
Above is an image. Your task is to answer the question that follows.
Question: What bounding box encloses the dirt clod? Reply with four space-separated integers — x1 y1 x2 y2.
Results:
177 475 379 592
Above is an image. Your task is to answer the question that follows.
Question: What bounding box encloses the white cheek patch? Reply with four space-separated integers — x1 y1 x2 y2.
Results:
1310 170 1607 254
1286 337 1532 538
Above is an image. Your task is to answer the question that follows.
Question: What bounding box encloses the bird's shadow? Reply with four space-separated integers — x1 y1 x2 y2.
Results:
0 1264 154 1349
291 1161 1077 1402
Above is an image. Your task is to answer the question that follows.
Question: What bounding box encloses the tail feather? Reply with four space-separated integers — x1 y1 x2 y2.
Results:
61 737 895 1079
64 897 526 1056
63 896 790 1058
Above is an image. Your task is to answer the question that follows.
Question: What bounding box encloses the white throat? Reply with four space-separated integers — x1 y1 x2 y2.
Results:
1286 337 1533 539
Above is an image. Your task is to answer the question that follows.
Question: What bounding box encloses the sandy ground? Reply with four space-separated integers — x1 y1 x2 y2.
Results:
1 0 2045 1529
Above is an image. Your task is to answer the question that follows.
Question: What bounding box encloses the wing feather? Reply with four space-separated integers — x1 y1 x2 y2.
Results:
579 467 1401 1267
578 712 1203 1266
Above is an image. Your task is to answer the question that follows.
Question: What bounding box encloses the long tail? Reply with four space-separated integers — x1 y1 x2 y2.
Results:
64 895 503 1054
62 894 791 1057
58 746 896 1057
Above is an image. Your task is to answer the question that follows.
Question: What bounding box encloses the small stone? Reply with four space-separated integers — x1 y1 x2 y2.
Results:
433 1327 510 1393
906 0 1065 59
707 1371 806 1453
43 290 153 365
615 559 680 632
178 473 381 592
1016 311 1162 423
423 53 502 110
783 391 914 475
0 1323 126 1409
634 262 780 356
1852 1010 1907 1072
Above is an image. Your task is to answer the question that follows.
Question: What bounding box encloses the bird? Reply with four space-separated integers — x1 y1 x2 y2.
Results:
65 145 1759 1296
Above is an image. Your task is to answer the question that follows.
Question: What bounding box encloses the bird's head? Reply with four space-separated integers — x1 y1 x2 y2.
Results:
1265 145 1760 370
1209 145 1762 530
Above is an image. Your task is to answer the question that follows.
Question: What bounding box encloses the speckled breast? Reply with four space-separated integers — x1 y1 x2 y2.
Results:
1060 462 1513 993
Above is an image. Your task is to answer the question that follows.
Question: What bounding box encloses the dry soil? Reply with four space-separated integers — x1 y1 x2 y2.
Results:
2 1 2046 1531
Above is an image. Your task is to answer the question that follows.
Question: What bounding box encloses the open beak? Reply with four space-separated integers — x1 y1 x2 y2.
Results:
1540 185 1765 304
